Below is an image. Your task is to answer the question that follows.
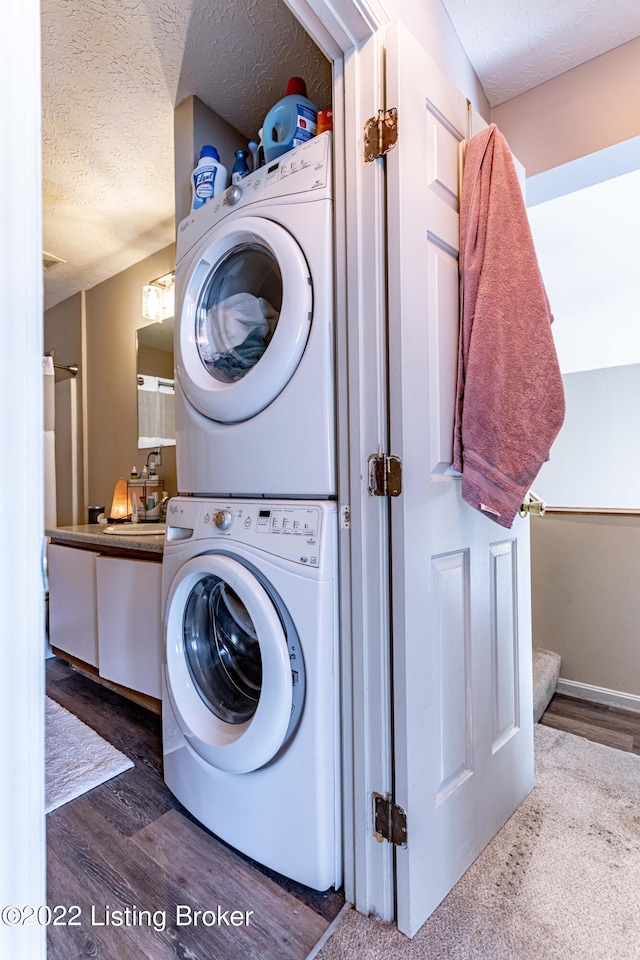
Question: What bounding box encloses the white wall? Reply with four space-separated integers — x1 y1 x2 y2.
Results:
527 150 640 513
535 364 640 509
528 167 640 376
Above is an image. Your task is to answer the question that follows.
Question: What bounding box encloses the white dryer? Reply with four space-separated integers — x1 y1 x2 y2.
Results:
175 133 334 498
162 496 341 891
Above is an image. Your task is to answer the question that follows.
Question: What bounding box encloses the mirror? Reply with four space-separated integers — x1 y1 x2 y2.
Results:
136 319 176 450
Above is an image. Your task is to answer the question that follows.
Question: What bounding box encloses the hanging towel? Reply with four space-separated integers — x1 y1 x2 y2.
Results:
453 124 565 528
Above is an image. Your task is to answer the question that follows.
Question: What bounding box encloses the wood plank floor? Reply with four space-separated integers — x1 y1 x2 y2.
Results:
541 692 640 754
46 657 344 960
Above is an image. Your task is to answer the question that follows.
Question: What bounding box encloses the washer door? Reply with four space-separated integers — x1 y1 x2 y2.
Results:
177 216 312 424
165 554 294 773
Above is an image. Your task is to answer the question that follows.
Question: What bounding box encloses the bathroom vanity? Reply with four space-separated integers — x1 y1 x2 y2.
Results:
46 524 165 710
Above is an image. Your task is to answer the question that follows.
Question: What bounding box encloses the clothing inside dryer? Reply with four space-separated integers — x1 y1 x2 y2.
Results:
183 574 263 724
196 243 282 382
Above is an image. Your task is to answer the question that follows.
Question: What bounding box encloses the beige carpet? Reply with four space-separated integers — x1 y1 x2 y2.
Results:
316 725 640 960
46 696 133 813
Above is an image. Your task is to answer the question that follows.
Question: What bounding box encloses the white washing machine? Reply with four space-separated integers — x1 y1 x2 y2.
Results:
162 496 341 890
175 132 334 498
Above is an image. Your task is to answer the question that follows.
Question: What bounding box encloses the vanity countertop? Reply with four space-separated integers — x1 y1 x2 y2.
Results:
46 524 165 555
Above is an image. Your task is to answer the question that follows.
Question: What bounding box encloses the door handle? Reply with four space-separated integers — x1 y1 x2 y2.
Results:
519 490 546 518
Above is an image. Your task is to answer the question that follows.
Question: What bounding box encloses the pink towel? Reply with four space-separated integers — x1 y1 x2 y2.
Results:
453 124 565 528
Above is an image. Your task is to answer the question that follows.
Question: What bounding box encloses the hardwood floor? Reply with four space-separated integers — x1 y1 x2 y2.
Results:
46 657 344 960
541 692 640 755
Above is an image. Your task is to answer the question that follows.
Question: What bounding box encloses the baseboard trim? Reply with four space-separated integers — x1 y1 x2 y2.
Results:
305 902 353 960
556 678 640 714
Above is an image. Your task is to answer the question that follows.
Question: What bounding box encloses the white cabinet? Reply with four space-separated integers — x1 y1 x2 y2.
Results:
48 544 99 667
48 541 163 701
96 556 162 699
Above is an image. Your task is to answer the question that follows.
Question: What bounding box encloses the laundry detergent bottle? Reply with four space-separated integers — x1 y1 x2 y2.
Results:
262 78 317 163
191 145 228 211
231 150 250 183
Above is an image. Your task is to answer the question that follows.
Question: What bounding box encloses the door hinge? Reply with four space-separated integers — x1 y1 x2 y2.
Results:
364 108 398 162
368 454 402 497
373 793 408 846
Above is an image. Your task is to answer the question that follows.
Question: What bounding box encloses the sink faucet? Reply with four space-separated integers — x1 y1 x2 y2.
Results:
158 496 170 520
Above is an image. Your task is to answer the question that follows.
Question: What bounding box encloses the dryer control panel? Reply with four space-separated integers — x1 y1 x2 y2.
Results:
261 135 329 194
176 133 332 265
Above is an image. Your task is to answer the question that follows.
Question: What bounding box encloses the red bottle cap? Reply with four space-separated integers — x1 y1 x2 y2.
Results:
286 77 307 97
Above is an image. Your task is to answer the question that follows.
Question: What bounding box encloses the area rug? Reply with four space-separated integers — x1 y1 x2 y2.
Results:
46 696 133 813
315 724 640 960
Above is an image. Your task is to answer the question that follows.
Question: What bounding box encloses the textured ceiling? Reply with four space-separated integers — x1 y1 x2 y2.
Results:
440 0 640 107
42 0 332 309
44 0 640 310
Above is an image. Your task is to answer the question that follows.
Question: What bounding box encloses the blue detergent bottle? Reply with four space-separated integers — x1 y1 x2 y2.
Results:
191 145 228 211
262 78 318 163
232 150 250 183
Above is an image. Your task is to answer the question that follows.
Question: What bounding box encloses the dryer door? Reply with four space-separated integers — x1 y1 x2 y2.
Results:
165 553 296 773
177 216 312 423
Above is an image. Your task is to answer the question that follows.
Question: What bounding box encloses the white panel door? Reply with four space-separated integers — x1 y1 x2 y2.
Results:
385 22 534 937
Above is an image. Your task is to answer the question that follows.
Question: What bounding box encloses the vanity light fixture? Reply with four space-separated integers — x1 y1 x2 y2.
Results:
142 271 175 322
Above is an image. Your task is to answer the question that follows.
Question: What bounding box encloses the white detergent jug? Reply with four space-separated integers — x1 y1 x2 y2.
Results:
191 145 228 211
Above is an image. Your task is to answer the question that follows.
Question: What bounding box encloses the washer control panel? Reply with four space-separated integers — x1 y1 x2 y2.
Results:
200 503 322 567
214 509 234 530
255 506 319 538
165 498 336 569
160 498 335 570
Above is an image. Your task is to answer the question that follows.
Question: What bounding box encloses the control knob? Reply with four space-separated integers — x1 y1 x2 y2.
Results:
214 510 233 530
226 184 243 206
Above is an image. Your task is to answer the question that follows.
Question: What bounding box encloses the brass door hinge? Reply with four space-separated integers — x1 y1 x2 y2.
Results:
373 793 408 846
368 454 402 497
364 108 398 162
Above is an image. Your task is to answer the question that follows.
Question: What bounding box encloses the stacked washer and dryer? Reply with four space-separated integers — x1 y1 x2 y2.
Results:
161 132 341 890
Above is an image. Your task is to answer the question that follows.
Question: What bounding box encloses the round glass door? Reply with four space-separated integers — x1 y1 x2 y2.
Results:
183 574 262 724
165 554 294 773
196 244 282 384
177 217 313 424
